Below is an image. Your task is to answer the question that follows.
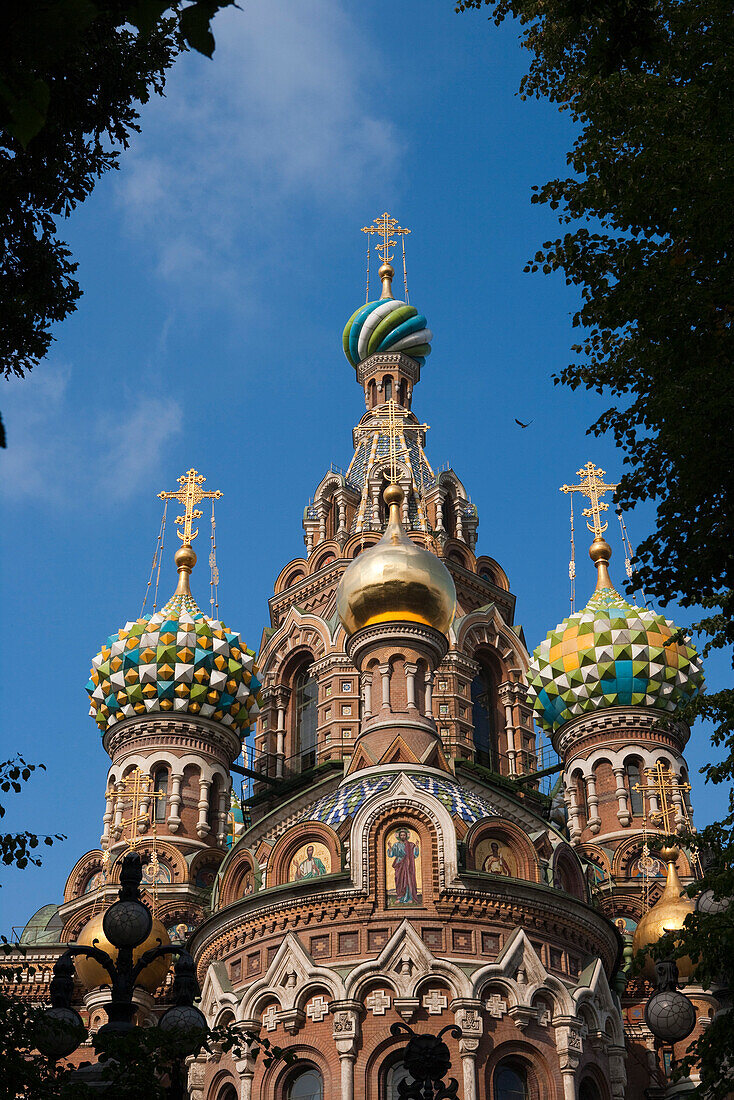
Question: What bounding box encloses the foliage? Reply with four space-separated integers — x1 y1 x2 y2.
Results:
0 756 64 880
0 1 236 380
456 0 733 1093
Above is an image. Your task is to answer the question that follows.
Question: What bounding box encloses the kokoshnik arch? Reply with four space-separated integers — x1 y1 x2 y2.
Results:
8 215 713 1100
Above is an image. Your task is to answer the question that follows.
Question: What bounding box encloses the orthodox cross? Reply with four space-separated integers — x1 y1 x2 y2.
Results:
158 467 222 545
634 761 692 836
113 768 165 848
355 399 429 484
560 462 618 537
361 211 410 265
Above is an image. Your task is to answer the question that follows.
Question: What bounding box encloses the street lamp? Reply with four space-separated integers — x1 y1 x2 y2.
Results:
390 1022 462 1099
36 851 207 1068
645 958 697 1045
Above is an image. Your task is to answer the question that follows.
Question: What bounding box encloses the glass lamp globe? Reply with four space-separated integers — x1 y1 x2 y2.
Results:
159 1004 208 1055
645 989 697 1043
35 1006 86 1059
102 899 153 948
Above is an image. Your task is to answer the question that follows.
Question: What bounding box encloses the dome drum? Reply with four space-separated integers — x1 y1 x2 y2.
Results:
346 620 448 674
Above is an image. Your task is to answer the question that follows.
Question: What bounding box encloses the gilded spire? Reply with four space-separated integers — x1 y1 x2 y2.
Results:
561 462 619 591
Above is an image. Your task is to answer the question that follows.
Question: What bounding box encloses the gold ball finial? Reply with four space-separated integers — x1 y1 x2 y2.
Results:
589 536 613 591
379 262 395 300
632 846 695 978
175 545 197 571
383 483 404 508
659 843 681 864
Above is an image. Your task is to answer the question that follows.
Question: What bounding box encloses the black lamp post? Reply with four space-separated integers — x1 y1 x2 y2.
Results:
390 1022 462 1099
36 851 207 1085
644 958 697 1053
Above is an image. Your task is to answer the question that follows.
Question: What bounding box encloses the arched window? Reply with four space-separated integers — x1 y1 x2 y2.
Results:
471 653 502 770
217 1085 238 1100
442 492 456 538
626 761 643 815
369 379 377 408
288 1068 323 1100
471 675 493 768
579 1079 602 1100
493 1061 527 1100
153 768 168 823
385 1063 413 1099
397 380 407 407
384 376 393 401
578 774 590 823
294 665 318 771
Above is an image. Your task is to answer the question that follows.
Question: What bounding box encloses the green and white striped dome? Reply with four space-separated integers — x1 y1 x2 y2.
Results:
343 297 433 368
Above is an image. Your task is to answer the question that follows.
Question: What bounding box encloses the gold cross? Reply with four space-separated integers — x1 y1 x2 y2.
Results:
634 761 692 835
560 462 618 538
113 768 166 848
158 467 222 545
361 212 410 265
355 399 429 483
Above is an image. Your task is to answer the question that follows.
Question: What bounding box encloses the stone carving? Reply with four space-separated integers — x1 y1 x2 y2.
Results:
486 993 508 1018
306 995 330 1022
365 989 392 1016
422 990 448 1015
262 1004 278 1032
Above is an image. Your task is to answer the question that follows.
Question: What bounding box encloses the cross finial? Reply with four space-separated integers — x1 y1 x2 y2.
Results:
361 211 410 265
158 468 222 546
560 462 618 539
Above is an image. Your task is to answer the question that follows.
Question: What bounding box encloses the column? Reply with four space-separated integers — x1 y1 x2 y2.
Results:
101 787 115 849
455 500 464 541
379 664 392 710
405 663 418 710
613 767 632 826
372 487 380 527
425 669 434 716
338 498 347 536
435 498 444 532
138 787 151 834
274 687 291 779
361 671 372 719
167 772 183 833
196 777 211 839
671 773 686 832
566 782 583 843
318 503 326 544
112 782 124 838
561 1070 576 1100
332 1002 360 1100
585 771 601 834
498 683 517 775
216 785 228 846
339 1054 355 1100
452 1003 482 1100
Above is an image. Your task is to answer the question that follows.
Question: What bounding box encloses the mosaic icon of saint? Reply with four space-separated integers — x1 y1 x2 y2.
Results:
483 841 511 876
388 827 420 903
293 844 327 880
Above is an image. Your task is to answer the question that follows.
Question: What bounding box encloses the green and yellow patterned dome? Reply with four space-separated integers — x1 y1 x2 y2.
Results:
86 545 261 736
528 538 703 734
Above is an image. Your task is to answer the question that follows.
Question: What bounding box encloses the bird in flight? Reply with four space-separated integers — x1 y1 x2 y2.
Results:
514 418 534 428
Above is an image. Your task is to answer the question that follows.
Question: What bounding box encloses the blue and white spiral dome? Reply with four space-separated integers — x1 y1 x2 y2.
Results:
342 297 433 368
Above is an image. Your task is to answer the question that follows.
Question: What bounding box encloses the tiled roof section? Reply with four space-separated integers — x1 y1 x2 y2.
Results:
303 772 498 827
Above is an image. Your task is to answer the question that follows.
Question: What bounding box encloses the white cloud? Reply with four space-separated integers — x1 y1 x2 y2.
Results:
116 0 399 291
1 367 182 505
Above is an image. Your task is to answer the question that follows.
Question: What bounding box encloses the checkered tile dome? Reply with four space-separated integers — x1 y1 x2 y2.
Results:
528 585 703 734
86 590 261 736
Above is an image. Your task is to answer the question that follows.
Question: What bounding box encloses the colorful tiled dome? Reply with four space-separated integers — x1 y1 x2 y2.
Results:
342 297 433 368
86 587 261 736
528 583 703 735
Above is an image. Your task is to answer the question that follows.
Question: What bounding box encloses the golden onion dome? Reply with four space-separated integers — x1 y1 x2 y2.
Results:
632 845 696 978
74 910 172 993
337 484 456 635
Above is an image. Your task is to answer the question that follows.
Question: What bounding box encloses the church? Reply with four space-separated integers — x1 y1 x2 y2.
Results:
10 215 712 1099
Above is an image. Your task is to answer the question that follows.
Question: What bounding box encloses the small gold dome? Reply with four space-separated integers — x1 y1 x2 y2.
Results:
632 846 695 978
337 485 456 635
75 910 172 993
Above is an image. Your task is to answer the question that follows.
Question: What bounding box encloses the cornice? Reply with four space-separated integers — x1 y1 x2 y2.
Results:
103 714 240 764
555 707 690 759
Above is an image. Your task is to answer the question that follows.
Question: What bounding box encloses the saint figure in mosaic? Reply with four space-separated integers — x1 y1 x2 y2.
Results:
387 827 421 905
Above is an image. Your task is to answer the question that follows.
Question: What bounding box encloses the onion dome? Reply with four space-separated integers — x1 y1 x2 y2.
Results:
337 483 455 635
86 544 261 736
528 537 703 734
75 910 171 992
342 262 433 368
633 845 696 978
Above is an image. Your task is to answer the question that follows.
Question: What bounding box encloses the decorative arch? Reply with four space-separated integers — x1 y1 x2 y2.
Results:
551 845 587 900
266 821 341 889
475 555 510 592
465 818 541 882
485 1042 559 1100
308 540 342 575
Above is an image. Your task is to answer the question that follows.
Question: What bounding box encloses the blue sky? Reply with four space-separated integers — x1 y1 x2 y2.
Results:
1 0 729 932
